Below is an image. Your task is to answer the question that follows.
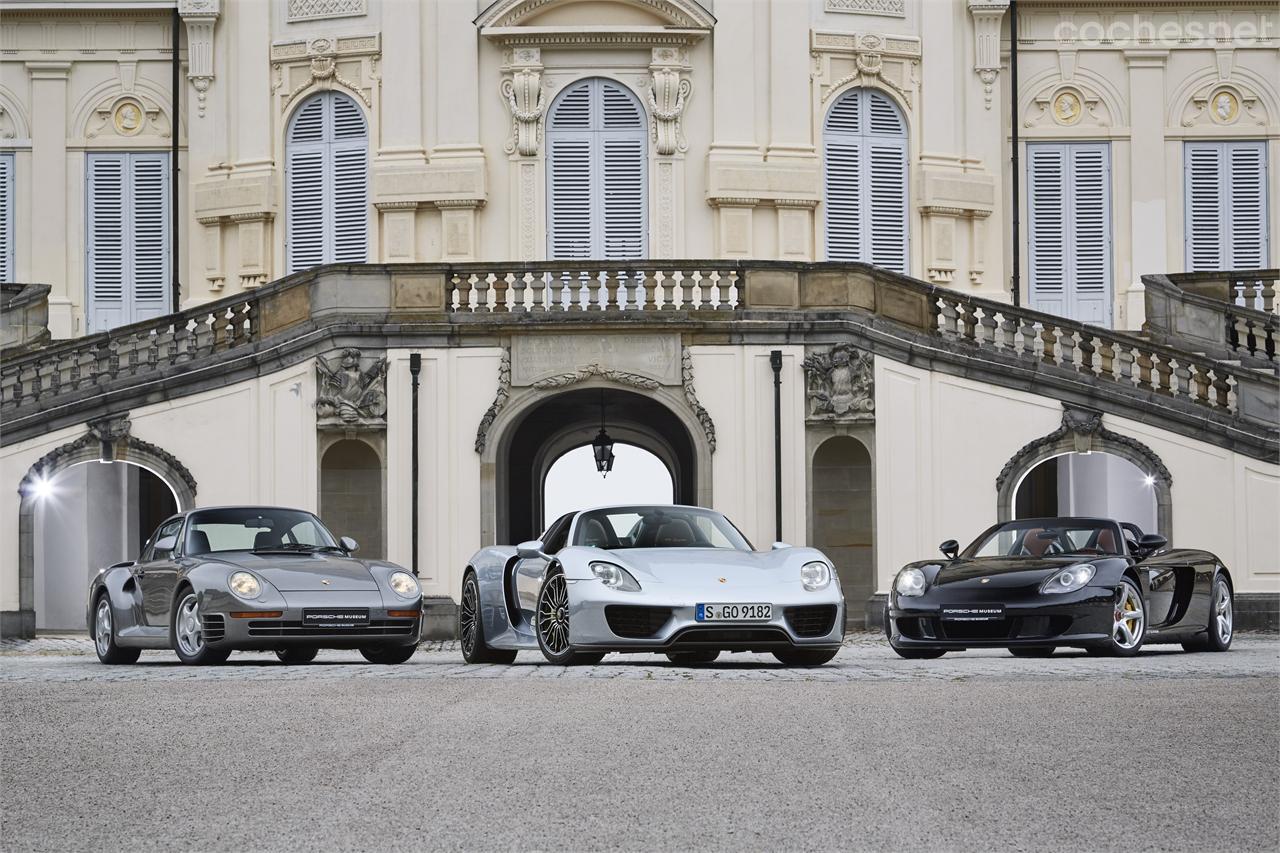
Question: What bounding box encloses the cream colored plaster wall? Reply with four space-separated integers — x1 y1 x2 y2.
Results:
874 358 1280 595
690 345 808 551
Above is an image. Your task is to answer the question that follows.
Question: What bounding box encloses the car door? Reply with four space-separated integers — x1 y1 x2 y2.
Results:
134 516 184 627
514 513 574 617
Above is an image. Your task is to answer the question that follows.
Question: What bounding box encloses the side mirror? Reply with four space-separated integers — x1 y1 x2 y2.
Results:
153 535 177 556
1137 533 1167 555
516 540 546 560
340 536 359 554
771 542 792 551
939 539 959 560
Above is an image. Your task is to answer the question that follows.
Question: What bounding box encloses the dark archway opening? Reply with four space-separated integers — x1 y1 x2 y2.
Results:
501 388 697 543
320 439 385 559
34 461 177 630
811 436 874 628
1014 452 1159 534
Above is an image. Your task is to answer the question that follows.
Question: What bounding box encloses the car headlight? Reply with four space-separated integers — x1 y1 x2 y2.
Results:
801 561 832 591
228 571 261 600
590 562 641 592
388 571 420 599
895 568 927 597
1041 564 1096 594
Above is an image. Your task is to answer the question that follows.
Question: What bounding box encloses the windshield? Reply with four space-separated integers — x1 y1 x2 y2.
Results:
963 520 1124 559
573 506 753 551
185 508 339 555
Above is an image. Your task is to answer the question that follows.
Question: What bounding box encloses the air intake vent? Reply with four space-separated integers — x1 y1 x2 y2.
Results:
784 605 839 638
202 614 225 643
605 605 672 639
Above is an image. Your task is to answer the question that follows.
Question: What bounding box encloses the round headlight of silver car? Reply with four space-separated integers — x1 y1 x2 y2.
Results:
389 571 420 599
895 568 927 597
801 561 832 591
228 571 261 600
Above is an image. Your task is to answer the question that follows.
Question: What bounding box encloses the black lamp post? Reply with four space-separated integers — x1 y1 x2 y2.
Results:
592 390 615 477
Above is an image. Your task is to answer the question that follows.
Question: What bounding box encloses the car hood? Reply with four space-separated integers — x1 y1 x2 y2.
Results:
581 547 820 590
934 556 1089 589
202 552 378 591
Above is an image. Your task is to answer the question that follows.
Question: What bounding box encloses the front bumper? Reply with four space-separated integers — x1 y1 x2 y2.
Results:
888 584 1115 650
202 590 422 650
566 581 845 653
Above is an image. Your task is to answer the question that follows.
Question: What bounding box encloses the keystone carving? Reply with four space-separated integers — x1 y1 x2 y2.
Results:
803 344 875 421
531 364 661 391
315 348 388 429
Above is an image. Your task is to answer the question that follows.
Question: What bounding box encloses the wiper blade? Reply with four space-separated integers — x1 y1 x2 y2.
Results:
253 543 320 553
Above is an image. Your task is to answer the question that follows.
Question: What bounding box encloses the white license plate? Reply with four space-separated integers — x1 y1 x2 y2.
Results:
696 603 772 622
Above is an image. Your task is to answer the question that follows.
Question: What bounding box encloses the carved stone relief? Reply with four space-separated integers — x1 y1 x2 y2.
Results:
272 35 380 114
1180 83 1266 128
1024 84 1111 129
649 48 691 156
501 48 544 157
812 31 921 110
179 0 220 119
802 344 875 422
86 94 170 140
315 349 388 430
475 349 512 454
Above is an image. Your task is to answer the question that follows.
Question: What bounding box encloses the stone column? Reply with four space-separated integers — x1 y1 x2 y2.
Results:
232 0 271 168
180 0 225 306
709 0 758 158
379 0 425 160
434 0 482 158
1125 51 1168 330
766 0 813 162
26 63 71 337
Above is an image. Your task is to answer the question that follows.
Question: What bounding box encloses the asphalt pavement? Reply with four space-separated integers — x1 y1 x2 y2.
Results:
1 636 1277 852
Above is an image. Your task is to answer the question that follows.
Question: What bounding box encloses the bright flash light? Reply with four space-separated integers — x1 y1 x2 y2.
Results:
29 476 54 500
1143 475 1156 487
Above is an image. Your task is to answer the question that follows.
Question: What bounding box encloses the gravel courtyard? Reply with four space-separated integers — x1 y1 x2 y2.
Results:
2 635 1277 852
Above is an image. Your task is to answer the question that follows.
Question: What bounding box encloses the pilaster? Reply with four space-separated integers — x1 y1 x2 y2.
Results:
26 62 71 337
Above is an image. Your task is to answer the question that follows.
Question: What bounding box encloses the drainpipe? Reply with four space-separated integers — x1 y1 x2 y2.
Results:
171 8 181 313
1009 0 1021 307
409 353 421 576
770 350 783 543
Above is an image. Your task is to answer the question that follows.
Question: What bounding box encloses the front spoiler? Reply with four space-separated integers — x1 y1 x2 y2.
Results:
887 584 1115 650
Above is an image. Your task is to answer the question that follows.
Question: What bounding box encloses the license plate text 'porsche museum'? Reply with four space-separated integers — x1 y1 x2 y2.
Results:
460 505 846 666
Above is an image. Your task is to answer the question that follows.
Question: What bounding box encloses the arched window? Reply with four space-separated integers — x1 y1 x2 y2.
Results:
823 88 909 272
286 91 368 273
546 78 647 259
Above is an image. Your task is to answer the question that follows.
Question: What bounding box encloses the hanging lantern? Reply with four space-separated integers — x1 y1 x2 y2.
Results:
593 390 615 477
592 428 615 477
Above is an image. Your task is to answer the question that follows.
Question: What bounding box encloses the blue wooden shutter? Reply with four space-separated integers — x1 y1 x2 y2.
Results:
86 151 169 333
1185 141 1269 270
0 151 13 283
823 88 908 273
286 92 368 272
1028 142 1112 326
546 78 647 259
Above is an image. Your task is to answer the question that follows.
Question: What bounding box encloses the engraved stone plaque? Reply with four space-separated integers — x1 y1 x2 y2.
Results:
512 334 681 387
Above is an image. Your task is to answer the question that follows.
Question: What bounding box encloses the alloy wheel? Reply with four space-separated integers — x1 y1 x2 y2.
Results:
537 574 571 655
459 577 479 656
1214 579 1233 645
94 598 113 657
1112 582 1145 650
175 593 204 656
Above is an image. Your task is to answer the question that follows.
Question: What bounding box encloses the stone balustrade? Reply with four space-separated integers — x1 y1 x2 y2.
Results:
0 284 52 357
1 261 1275 462
1142 270 1278 367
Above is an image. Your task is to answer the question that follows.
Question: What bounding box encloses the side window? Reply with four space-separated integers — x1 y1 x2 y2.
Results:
143 518 184 561
542 513 575 555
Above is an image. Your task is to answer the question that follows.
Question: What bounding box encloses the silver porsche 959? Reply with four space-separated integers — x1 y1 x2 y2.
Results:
88 506 423 666
459 505 846 667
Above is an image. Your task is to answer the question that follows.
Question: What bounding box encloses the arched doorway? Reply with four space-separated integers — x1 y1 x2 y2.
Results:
544 443 674 529
319 438 385 559
497 387 699 543
32 461 177 630
1014 452 1160 535
811 436 874 628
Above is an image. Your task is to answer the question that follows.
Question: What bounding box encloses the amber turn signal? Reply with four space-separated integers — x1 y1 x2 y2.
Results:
388 610 420 618
230 611 283 619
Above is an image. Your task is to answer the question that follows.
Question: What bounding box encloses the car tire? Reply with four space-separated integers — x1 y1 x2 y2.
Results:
535 572 603 666
666 650 720 665
459 571 518 664
1088 577 1146 658
1009 646 1055 658
890 645 947 660
92 593 141 665
359 644 417 665
772 648 839 667
1182 575 1233 653
170 590 230 666
276 647 319 664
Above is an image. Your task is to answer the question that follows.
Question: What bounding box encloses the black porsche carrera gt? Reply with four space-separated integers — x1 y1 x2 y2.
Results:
885 517 1235 658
